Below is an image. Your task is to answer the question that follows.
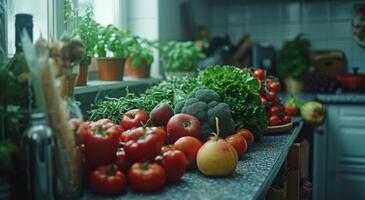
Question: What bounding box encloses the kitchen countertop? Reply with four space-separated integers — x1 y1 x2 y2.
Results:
316 93 365 104
82 121 303 200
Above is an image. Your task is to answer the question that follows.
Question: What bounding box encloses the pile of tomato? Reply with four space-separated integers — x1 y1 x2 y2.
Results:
252 68 296 127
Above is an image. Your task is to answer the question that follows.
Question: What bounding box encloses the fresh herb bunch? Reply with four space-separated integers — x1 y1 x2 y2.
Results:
161 41 205 72
88 76 199 123
199 65 267 140
278 34 311 80
128 37 155 67
67 6 99 66
95 26 134 59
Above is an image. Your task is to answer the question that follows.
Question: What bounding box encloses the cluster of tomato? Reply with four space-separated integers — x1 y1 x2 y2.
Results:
252 68 293 127
72 100 258 195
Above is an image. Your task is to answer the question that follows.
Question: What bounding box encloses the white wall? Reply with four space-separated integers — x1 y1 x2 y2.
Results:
125 0 160 77
205 0 365 72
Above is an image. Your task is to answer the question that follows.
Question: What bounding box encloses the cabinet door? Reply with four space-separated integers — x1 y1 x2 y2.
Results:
327 106 365 200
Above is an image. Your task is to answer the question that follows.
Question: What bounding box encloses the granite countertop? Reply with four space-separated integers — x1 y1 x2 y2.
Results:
316 93 365 104
82 121 303 200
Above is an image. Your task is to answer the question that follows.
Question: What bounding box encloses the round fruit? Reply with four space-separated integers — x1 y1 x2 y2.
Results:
197 138 238 176
225 134 248 158
159 150 187 182
150 103 174 127
128 162 166 192
286 104 299 116
269 82 281 92
120 109 148 130
173 136 202 168
253 69 265 80
269 115 280 126
269 106 281 116
89 164 127 194
282 115 292 124
166 114 201 143
235 128 254 146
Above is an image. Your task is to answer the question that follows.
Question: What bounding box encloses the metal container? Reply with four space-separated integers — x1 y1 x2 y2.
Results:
23 113 54 200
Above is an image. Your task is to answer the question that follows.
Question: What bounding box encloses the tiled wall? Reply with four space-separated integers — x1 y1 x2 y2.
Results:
206 0 365 72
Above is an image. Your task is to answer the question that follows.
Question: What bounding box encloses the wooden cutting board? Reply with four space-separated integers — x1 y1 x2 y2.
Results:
310 50 346 79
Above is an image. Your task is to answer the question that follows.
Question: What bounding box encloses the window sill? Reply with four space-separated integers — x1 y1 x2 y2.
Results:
75 77 161 95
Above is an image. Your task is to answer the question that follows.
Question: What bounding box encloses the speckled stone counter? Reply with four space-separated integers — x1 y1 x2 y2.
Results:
82 121 303 200
316 93 365 104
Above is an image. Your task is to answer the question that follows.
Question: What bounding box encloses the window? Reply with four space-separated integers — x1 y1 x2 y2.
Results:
7 0 49 56
73 0 125 29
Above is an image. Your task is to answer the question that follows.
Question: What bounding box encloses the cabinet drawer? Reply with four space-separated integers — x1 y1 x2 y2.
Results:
337 127 365 160
339 106 365 124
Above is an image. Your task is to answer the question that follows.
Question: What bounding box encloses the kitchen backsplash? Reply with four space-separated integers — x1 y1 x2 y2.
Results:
202 0 365 72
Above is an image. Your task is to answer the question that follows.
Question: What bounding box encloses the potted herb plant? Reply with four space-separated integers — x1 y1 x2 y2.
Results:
94 25 133 81
67 6 98 86
278 34 311 94
161 41 205 77
124 37 154 78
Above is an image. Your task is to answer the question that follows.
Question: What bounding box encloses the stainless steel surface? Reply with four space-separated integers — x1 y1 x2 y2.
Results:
23 113 54 200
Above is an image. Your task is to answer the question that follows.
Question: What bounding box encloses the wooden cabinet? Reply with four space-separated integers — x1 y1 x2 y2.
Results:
313 105 365 200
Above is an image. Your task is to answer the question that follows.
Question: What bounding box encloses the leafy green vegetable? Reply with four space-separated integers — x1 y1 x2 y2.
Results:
175 88 236 139
199 65 267 140
278 34 311 80
161 41 205 72
128 37 155 67
88 76 199 123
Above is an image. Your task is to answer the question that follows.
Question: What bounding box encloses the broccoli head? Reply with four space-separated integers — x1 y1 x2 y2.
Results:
174 88 236 139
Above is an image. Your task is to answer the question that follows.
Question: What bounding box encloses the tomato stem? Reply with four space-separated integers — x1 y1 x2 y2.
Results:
96 126 104 136
142 162 149 171
106 165 116 176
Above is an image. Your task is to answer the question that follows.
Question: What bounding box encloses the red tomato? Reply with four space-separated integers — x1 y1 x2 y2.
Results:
161 145 174 154
120 109 148 130
124 133 162 163
166 114 201 143
120 126 167 145
266 91 276 101
82 122 121 168
253 69 265 80
115 148 130 173
282 115 292 124
269 115 280 126
269 82 281 92
128 162 166 192
235 128 254 146
89 164 127 194
269 106 281 116
157 150 187 182
286 104 299 116
225 134 248 158
173 136 202 168
261 97 267 106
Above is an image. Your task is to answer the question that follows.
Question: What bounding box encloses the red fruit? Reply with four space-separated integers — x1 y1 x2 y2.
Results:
236 128 254 146
120 109 148 130
286 104 299 116
282 115 292 124
261 97 267 105
128 162 166 192
150 103 174 127
166 114 201 143
158 150 187 182
266 91 276 101
89 164 127 195
269 82 281 92
115 148 130 173
269 106 281 116
253 69 265 80
173 136 202 168
269 115 280 126
225 134 248 158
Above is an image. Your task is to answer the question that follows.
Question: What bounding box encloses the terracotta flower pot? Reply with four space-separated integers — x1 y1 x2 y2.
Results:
124 58 151 78
75 64 89 86
96 58 125 81
285 77 304 95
